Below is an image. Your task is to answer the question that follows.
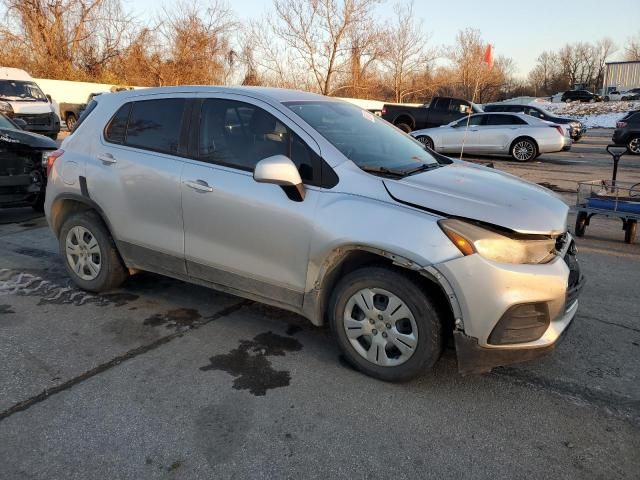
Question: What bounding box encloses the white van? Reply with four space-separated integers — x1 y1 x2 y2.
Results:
0 67 61 139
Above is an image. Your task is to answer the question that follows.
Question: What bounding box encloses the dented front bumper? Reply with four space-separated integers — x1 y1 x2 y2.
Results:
433 236 584 374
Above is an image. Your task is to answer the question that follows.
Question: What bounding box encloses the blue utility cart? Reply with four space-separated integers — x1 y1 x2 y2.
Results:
574 180 640 244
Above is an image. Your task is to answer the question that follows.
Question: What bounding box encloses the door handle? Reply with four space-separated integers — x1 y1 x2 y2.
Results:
97 153 116 164
184 179 213 193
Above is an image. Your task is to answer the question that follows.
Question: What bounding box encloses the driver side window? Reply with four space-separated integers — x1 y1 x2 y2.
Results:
456 115 484 127
198 99 320 184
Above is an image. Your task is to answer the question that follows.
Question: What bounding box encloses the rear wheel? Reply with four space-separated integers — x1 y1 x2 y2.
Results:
65 113 77 131
624 220 637 244
395 123 411 133
628 136 640 155
59 211 128 292
415 135 434 150
511 138 537 162
575 211 588 237
329 266 443 382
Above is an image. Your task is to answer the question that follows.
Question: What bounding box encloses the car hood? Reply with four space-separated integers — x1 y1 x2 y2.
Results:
0 127 57 149
6 101 52 115
383 162 568 235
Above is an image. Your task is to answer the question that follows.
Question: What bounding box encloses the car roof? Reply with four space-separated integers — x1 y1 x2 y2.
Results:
106 86 330 105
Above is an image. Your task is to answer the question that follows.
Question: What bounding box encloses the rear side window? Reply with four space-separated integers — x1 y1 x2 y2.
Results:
486 115 526 126
432 98 450 112
104 103 131 144
125 99 186 155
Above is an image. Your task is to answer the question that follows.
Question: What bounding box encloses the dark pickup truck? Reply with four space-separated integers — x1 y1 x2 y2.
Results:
381 96 481 132
59 92 105 131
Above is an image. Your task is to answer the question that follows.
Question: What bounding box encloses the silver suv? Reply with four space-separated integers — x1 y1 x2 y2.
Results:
44 87 583 381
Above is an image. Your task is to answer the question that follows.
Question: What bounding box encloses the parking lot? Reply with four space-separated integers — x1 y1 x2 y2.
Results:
1 129 639 479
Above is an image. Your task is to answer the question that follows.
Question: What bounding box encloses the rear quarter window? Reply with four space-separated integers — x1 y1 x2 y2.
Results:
104 103 131 144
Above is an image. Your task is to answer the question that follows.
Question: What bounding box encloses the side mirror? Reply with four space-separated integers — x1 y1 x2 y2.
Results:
253 154 305 202
13 118 27 128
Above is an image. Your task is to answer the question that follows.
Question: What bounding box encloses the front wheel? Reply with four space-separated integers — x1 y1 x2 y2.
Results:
415 135 434 150
511 138 537 162
329 266 443 382
59 211 128 292
628 136 640 155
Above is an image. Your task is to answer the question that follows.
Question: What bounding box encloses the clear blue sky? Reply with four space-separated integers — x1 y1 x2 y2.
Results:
130 0 639 77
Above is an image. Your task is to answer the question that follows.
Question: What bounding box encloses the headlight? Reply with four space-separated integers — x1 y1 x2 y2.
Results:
439 219 557 264
0 101 13 115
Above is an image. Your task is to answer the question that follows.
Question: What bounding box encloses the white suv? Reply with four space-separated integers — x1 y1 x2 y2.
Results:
44 86 583 381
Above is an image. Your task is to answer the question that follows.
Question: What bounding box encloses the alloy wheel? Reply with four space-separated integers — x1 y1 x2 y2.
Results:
342 287 418 367
629 138 640 155
416 136 433 150
513 141 535 161
66 226 102 281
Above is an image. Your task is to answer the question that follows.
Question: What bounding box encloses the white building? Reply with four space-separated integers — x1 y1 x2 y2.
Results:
602 61 640 94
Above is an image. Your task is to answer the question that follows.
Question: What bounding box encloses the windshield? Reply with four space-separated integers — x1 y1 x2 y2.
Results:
0 80 48 102
0 114 16 129
284 101 438 172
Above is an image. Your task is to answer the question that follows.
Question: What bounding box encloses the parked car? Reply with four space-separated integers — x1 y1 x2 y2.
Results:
561 90 602 103
59 92 107 132
0 112 57 210
0 67 61 140
381 96 482 132
483 103 586 141
45 87 582 380
612 110 640 155
410 112 569 161
604 88 640 102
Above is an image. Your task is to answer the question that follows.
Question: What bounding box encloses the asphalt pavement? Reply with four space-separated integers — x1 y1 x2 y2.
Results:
0 129 639 479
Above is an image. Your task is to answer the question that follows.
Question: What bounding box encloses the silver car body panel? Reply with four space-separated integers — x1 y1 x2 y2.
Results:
45 86 577 361
410 113 566 155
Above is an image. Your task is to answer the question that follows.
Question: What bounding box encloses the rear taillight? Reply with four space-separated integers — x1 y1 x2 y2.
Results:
552 125 564 136
381 107 386 115
46 149 64 177
616 121 627 129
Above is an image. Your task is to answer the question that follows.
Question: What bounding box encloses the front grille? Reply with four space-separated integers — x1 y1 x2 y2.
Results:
15 113 51 126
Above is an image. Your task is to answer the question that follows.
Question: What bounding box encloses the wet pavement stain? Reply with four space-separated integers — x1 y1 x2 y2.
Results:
199 331 302 396
14 247 60 260
0 304 15 314
285 324 302 336
143 308 201 330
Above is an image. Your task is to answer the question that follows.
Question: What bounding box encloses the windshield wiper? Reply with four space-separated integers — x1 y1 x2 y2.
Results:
360 166 408 178
402 163 441 176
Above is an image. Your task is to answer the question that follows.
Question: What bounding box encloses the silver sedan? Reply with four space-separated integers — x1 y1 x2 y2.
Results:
410 112 570 161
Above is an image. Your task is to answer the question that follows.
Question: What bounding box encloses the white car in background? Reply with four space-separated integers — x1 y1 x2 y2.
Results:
410 112 570 162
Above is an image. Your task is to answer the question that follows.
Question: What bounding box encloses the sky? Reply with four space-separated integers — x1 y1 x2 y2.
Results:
129 0 640 78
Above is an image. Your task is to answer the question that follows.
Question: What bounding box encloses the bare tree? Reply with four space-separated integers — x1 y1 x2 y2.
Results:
380 1 436 102
268 0 381 95
0 0 134 80
624 32 640 61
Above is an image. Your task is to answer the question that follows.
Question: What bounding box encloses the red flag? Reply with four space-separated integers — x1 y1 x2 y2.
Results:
483 44 494 70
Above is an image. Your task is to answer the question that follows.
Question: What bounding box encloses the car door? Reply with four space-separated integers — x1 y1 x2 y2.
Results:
475 114 523 152
180 95 321 308
88 95 190 275
439 114 484 153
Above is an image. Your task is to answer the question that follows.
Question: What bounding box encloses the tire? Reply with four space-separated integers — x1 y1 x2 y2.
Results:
624 220 637 244
575 211 588 237
329 266 443 382
415 135 434 150
396 123 412 133
59 210 128 292
65 113 77 132
510 138 538 162
31 194 45 212
604 96 610 102
628 136 640 155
